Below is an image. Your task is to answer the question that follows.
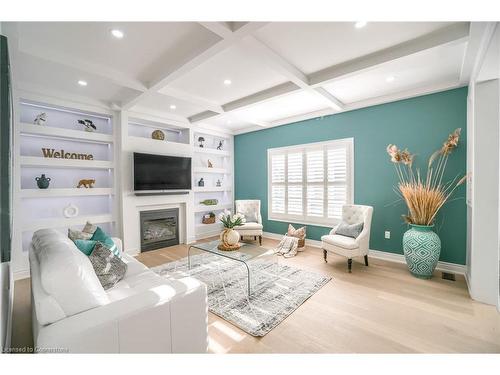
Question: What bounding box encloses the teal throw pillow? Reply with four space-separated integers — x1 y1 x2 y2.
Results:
91 227 119 257
74 239 97 256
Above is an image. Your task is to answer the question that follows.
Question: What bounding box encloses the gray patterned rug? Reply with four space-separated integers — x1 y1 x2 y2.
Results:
152 253 331 336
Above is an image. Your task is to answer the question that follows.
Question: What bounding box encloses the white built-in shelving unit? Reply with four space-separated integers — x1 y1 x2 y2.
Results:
192 130 234 240
13 98 117 274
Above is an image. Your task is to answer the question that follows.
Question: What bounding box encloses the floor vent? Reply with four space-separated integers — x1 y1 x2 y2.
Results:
442 272 456 281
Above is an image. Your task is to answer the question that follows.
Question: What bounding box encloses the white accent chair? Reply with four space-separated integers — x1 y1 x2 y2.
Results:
234 200 263 245
321 205 373 273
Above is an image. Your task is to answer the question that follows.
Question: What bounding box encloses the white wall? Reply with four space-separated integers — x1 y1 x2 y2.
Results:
466 23 500 307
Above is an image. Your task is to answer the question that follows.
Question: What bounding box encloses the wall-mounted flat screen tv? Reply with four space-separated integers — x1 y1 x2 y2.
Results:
133 152 192 191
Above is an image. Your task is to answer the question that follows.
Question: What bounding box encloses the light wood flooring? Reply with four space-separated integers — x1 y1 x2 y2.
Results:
11 237 500 353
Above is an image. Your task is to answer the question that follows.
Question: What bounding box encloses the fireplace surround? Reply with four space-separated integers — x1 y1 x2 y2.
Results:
140 208 179 252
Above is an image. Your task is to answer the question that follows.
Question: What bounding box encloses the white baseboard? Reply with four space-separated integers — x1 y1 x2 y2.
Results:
262 232 466 275
13 269 30 281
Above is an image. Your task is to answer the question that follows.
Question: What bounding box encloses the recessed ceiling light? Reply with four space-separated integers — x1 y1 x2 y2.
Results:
223 79 232 86
386 76 395 83
77 80 87 86
170 104 176 110
355 21 367 29
111 29 124 39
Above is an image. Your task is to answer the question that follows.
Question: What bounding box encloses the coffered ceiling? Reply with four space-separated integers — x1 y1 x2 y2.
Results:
2 21 481 134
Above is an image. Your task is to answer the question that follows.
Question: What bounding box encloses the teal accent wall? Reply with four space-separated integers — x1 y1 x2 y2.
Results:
234 87 467 265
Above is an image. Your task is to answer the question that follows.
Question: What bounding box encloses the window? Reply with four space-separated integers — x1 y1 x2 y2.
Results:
268 138 353 226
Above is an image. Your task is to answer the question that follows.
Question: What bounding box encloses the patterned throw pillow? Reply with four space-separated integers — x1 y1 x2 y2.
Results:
91 227 119 258
68 221 97 241
287 224 306 239
335 221 364 239
88 242 127 290
239 208 258 223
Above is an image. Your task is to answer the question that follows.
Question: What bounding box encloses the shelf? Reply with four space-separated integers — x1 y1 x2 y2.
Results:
194 147 230 157
20 123 113 143
193 187 232 193
194 203 232 213
20 188 114 198
196 222 223 230
22 214 114 231
20 156 114 169
127 136 191 155
193 167 228 174
194 130 231 140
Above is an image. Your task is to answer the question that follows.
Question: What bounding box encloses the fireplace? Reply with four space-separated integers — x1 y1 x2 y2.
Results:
139 208 179 252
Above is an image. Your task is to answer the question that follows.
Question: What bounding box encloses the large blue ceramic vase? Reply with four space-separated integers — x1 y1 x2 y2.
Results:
402 224 441 279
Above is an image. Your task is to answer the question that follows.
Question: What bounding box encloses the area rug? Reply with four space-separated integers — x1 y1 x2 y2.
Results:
152 253 331 337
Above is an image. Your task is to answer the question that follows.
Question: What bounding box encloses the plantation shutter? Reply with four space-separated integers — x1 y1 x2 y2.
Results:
268 138 352 225
327 146 349 219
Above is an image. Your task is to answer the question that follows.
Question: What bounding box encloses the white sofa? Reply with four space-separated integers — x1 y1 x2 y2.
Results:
29 229 208 353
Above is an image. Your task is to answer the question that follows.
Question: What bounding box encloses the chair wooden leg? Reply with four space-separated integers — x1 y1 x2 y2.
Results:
323 249 328 263
259 236 262 246
364 255 369 266
348 258 352 273
254 236 257 240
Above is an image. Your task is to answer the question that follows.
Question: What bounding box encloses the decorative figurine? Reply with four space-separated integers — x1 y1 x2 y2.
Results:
151 129 165 140
217 140 224 150
207 159 213 168
35 174 51 189
216 179 222 187
77 179 95 188
77 119 96 132
34 113 47 125
198 178 205 187
63 203 79 218
198 136 205 148
200 199 218 206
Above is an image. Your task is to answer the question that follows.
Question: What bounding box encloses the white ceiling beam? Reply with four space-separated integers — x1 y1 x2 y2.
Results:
123 22 268 111
244 36 344 111
17 39 148 93
309 22 470 87
198 22 235 39
463 22 498 83
222 82 300 112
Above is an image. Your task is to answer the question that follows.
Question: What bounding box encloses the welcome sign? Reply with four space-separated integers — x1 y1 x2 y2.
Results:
41 148 94 160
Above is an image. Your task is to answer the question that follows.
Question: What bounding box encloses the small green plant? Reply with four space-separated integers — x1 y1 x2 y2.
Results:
218 210 245 229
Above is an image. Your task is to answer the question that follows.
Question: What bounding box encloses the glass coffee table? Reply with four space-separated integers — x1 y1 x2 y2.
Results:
188 240 278 296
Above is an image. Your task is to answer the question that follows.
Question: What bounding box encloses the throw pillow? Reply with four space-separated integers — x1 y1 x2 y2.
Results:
287 224 306 239
335 221 364 239
88 242 127 290
238 207 258 223
68 228 93 241
74 239 98 256
83 221 98 235
91 227 120 258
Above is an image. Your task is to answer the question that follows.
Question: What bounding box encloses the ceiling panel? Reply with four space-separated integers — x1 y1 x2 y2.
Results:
13 53 141 104
130 92 206 118
166 37 288 105
322 42 466 104
13 22 221 83
255 22 455 74
197 114 256 131
231 90 329 123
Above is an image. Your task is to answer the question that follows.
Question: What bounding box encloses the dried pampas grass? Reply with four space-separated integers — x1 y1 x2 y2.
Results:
387 129 466 226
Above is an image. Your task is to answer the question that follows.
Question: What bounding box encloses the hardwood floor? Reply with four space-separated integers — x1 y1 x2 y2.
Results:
11 237 500 353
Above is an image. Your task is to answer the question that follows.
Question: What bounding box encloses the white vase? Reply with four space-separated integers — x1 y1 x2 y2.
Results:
220 228 240 246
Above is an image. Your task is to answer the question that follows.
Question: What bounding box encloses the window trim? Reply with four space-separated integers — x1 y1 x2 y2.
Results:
267 138 354 228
